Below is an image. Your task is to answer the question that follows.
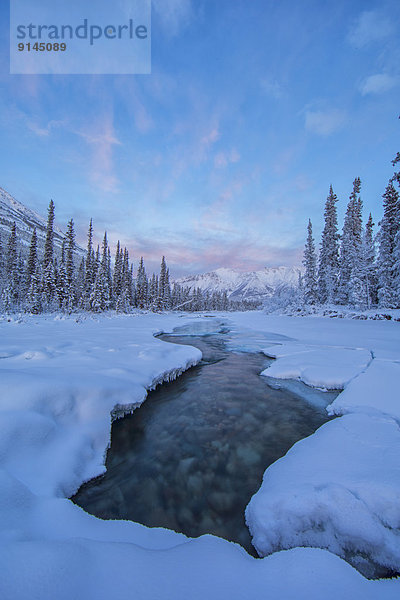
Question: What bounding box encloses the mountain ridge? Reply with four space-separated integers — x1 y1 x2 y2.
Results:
174 266 301 303
0 186 84 256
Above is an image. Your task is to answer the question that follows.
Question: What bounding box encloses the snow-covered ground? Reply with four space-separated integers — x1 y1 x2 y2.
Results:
0 311 399 598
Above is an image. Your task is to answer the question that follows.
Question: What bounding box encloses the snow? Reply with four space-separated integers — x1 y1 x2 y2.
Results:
0 310 399 598
0 313 201 498
224 312 400 579
245 413 400 574
327 360 400 421
261 344 372 389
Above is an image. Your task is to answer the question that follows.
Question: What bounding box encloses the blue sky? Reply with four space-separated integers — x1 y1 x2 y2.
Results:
1 0 399 276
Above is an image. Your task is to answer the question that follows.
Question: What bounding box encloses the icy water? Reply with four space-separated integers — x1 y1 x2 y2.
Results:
72 330 336 555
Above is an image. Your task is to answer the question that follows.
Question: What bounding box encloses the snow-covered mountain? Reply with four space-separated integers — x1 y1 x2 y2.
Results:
175 266 301 302
0 187 84 256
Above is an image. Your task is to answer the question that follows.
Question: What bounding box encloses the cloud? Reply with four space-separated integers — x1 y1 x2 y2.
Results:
200 127 220 148
360 73 398 95
304 109 346 136
152 0 193 36
27 119 64 137
75 114 121 193
260 78 285 100
127 230 303 278
214 148 240 168
347 11 395 48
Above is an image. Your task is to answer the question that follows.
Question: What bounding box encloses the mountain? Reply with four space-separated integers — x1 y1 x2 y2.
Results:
174 266 301 303
0 187 84 257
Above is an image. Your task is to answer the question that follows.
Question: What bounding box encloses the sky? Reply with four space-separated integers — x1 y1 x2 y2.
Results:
0 0 399 277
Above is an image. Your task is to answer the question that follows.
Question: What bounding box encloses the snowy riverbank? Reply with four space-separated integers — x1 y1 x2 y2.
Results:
0 311 399 598
226 313 400 577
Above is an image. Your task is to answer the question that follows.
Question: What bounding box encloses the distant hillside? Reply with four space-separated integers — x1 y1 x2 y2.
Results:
0 187 84 257
174 266 301 303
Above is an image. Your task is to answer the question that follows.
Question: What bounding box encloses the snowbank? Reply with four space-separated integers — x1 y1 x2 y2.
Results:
0 313 202 498
261 344 371 389
246 413 400 575
327 360 400 421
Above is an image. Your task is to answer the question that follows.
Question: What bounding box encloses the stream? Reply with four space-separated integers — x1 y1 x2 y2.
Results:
72 324 336 555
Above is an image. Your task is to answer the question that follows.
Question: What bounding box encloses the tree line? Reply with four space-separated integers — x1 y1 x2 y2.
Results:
302 151 400 310
0 201 257 314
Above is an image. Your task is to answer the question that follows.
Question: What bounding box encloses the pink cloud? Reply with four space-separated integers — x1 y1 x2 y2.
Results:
75 113 121 193
214 148 240 168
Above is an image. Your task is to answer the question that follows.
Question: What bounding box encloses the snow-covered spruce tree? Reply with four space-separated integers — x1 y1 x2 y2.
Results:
348 179 365 307
26 266 43 314
377 181 399 308
318 185 340 304
302 219 318 305
1 222 20 310
136 257 148 309
164 266 171 309
76 258 85 307
81 219 95 309
362 214 377 308
113 241 123 302
107 246 113 299
41 222 58 311
56 255 67 310
148 273 158 310
156 256 170 311
170 282 182 309
337 178 363 305
64 219 76 311
122 249 135 307
113 244 133 312
391 151 400 306
43 199 55 269
25 228 38 292
91 232 112 312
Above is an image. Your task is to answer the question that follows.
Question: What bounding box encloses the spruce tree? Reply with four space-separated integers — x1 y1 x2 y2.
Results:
136 257 148 309
43 199 55 268
65 219 76 310
26 228 38 291
362 214 377 308
56 256 67 310
4 222 20 307
303 219 318 305
122 248 134 307
148 273 158 310
82 219 94 309
337 178 363 305
318 185 340 304
26 266 43 314
390 151 400 306
377 182 399 307
76 258 85 307
42 261 56 309
113 241 123 302
157 256 167 310
90 233 111 311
